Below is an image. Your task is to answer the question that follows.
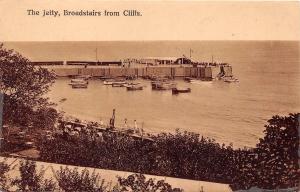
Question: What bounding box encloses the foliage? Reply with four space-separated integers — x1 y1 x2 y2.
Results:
230 113 299 190
38 130 236 184
0 160 10 191
12 160 57 192
116 173 183 192
55 167 109 192
0 43 57 127
38 114 300 190
31 107 60 130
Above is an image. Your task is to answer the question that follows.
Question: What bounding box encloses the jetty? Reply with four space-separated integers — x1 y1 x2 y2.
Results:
41 64 233 80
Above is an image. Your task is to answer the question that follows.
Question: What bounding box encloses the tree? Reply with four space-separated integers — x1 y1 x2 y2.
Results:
231 113 300 190
255 113 299 189
0 43 57 127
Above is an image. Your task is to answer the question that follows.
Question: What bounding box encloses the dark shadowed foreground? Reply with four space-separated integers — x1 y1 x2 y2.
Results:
37 114 299 191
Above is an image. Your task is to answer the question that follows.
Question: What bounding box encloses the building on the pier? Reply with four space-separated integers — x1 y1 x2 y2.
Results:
139 57 178 65
138 57 196 65
174 57 193 64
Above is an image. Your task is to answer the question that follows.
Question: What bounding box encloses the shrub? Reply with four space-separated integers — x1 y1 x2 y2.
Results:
55 167 109 192
0 160 10 191
116 173 183 192
12 160 57 192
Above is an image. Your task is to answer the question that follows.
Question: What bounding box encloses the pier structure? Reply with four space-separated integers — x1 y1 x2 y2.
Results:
45 65 233 80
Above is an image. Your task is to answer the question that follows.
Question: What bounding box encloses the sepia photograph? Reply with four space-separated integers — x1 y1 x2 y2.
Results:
0 1 299 192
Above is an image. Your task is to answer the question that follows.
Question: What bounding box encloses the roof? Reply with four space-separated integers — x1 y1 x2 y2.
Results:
141 57 178 61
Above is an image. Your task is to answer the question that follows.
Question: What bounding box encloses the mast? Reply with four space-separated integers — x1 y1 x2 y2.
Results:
189 48 193 64
95 48 98 64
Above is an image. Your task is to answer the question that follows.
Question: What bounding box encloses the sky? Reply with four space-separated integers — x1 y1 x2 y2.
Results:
0 1 299 41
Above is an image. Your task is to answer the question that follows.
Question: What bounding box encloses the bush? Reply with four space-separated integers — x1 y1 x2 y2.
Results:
12 160 57 192
55 167 109 192
38 130 235 183
0 160 10 191
116 173 183 192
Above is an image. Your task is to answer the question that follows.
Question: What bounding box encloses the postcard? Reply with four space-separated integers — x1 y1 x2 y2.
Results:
0 1 299 191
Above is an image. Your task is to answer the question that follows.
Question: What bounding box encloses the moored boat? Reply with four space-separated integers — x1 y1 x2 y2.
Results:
71 83 88 88
127 85 143 91
152 81 176 90
112 81 127 87
189 79 212 84
172 87 191 94
99 76 113 80
223 76 239 83
70 78 88 84
103 79 115 85
69 78 88 87
184 77 195 82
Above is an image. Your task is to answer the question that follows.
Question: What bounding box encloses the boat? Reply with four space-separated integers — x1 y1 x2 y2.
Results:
71 83 88 88
124 82 140 87
152 81 176 90
189 79 212 84
127 85 143 91
103 79 115 85
99 76 113 80
59 98 67 102
70 78 88 83
184 77 194 82
172 88 191 94
223 76 239 83
112 81 127 87
69 78 88 88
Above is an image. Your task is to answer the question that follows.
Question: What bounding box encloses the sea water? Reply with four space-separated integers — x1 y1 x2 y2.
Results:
5 41 300 148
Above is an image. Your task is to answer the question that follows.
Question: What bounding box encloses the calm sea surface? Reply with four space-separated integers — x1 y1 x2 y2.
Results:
5 41 300 148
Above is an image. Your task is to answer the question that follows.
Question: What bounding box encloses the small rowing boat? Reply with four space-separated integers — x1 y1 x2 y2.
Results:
172 88 191 94
127 85 143 91
103 80 115 85
151 81 176 90
70 78 88 84
71 83 88 88
224 77 239 83
69 78 88 88
112 81 127 87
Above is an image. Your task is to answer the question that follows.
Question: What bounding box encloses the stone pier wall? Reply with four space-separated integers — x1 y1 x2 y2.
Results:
49 66 233 79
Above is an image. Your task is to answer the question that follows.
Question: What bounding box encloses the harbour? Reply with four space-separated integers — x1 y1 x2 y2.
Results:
5 41 300 148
